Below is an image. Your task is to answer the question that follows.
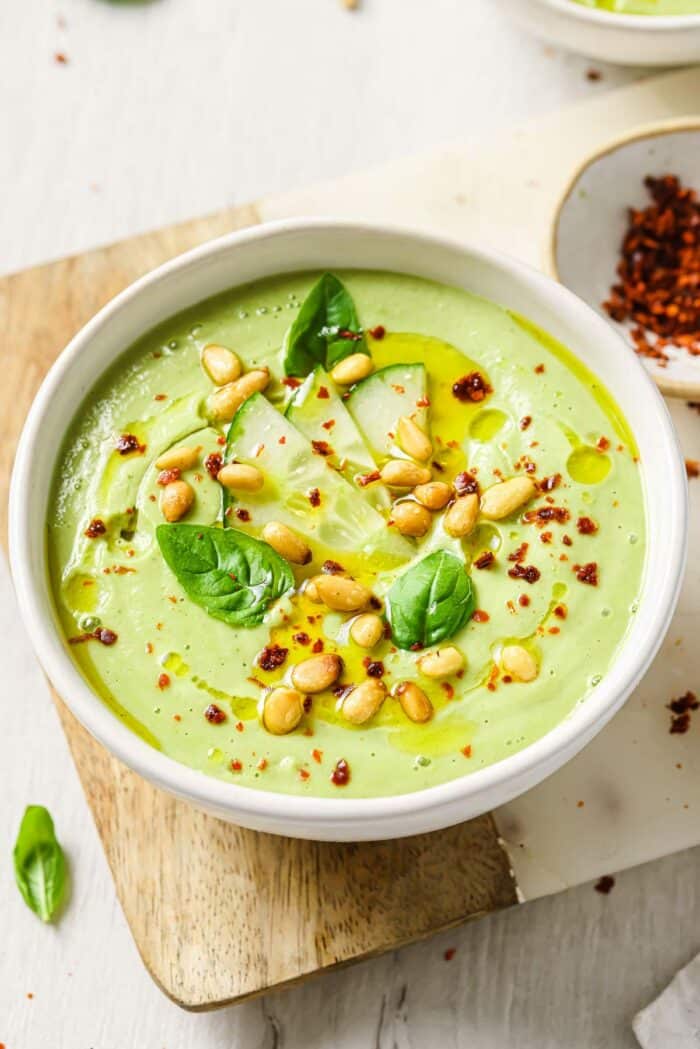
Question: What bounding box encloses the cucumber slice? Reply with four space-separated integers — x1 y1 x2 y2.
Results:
345 363 428 461
223 393 412 563
285 367 389 510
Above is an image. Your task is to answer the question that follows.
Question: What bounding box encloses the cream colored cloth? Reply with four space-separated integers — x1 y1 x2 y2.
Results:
634 953 700 1048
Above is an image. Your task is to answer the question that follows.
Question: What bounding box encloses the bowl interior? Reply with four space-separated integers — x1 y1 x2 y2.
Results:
552 124 700 399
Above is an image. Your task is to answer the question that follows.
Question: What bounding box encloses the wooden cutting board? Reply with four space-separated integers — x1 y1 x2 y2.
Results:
0 205 517 1011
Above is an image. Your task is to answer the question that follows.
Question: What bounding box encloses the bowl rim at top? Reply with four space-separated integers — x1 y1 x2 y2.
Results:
533 0 700 28
8 217 688 829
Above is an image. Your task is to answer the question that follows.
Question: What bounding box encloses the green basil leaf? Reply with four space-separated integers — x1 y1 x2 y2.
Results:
283 273 368 377
386 550 475 650
13 806 67 923
156 523 295 627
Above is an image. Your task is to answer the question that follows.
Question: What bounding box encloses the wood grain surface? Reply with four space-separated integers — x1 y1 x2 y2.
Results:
0 203 517 1010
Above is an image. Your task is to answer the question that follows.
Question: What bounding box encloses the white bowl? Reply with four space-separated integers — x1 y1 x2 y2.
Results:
499 0 700 65
550 119 700 399
9 220 687 841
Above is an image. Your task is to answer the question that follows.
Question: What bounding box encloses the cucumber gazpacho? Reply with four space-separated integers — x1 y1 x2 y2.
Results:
48 270 645 798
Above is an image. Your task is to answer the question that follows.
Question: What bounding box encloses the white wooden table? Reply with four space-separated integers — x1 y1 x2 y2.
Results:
2 2 698 1046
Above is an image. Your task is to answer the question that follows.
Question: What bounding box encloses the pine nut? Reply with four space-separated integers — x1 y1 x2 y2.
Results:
380 460 432 488
315 574 372 612
262 521 311 565
304 577 324 603
263 687 304 735
291 653 343 693
394 681 433 723
391 500 432 537
349 613 384 649
160 480 195 522
217 463 264 492
501 644 538 682
330 353 373 385
480 476 536 520
417 645 465 679
207 368 270 422
155 445 201 472
201 344 242 386
414 481 453 511
341 679 386 724
443 493 479 537
397 415 432 461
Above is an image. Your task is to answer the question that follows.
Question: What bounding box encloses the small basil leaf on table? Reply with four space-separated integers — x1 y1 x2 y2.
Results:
283 272 368 376
386 550 475 651
156 524 295 627
13 805 67 923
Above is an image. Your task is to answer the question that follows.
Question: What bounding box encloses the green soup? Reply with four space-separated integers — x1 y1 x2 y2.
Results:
572 0 700 14
48 271 645 799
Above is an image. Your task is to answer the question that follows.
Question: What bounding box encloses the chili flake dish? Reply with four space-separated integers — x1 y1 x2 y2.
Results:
48 269 646 799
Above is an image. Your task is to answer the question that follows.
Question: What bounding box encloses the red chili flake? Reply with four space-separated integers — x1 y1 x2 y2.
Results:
474 550 495 570
158 673 170 690
562 534 573 547
204 703 227 724
410 641 424 651
278 436 286 445
235 721 244 732
358 469 381 487
452 371 492 403
116 433 145 455
508 542 529 564
518 594 530 608
539 474 561 493
454 471 479 496
668 690 699 734
338 328 362 341
204 453 222 479
321 418 336 431
577 516 599 535
540 531 553 544
686 459 700 479
84 518 107 538
534 364 545 375
594 876 615 894
257 758 268 771
308 487 321 507
369 325 386 339
472 609 490 623
235 508 251 522
317 385 330 400
157 467 181 486
331 758 351 786
461 745 472 758
54 51 68 64
523 506 570 526
416 395 430 408
311 749 323 764
311 439 334 458
146 642 153 654
311 638 324 653
216 434 226 446
293 631 311 645
508 563 541 584
441 682 455 699
519 415 532 431
390 384 405 395
282 376 302 388
548 626 560 635
230 759 243 772
364 659 385 678
574 562 599 586
322 559 345 574
554 604 568 619
258 644 288 671
444 948 457 961
154 393 167 402
299 768 311 781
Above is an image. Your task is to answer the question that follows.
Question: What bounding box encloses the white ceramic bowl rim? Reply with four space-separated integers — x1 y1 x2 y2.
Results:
9 218 687 831
535 0 700 28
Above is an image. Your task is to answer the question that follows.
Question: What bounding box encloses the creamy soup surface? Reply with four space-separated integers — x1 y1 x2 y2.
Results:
572 0 700 14
49 270 646 799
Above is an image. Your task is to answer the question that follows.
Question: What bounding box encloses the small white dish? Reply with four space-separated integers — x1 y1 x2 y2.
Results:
8 220 687 841
550 119 700 399
500 0 700 65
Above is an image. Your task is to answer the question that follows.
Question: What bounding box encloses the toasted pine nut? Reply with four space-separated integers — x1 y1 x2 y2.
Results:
397 415 432 461
262 521 311 565
315 574 372 612
417 645 465 679
207 368 270 422
304 577 324 603
155 445 201 472
443 493 479 538
380 460 432 488
350 613 384 649
391 500 432 537
394 681 433 723
414 481 453 511
480 476 536 520
341 679 386 724
160 480 195 522
217 463 264 492
291 653 343 693
201 344 242 386
501 644 538 682
263 687 304 735
330 353 373 385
